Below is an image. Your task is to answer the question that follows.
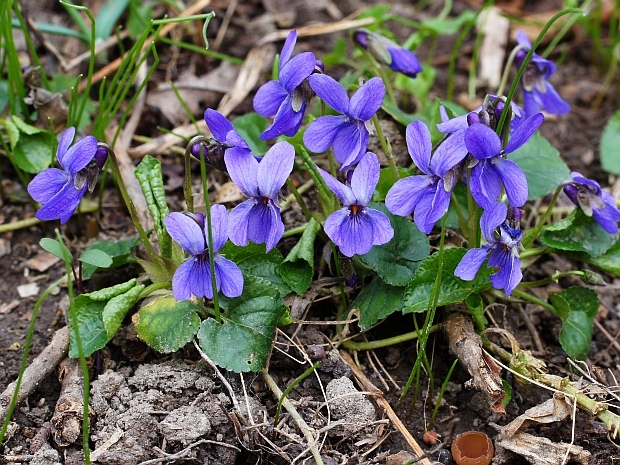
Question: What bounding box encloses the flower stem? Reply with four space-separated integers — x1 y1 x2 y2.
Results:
496 44 528 97
282 223 309 239
523 183 567 248
55 230 91 465
342 325 440 351
198 143 221 323
101 143 163 269
511 288 556 314
372 114 399 180
281 179 314 211
496 7 583 136
184 136 203 213
450 191 468 235
285 178 317 223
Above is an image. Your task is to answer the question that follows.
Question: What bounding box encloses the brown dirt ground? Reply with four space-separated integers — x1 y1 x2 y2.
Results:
2 0 620 464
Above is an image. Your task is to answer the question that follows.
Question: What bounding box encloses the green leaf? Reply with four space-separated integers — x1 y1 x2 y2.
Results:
320 38 348 67
233 113 268 156
127 0 153 38
11 115 43 135
12 132 56 173
3 118 20 147
359 203 430 286
404 248 491 313
134 296 201 353
281 218 320 295
102 284 145 339
135 156 171 258
95 0 130 39
0 81 9 114
576 237 620 276
68 279 142 357
601 109 620 175
420 10 476 35
81 237 141 280
40 238 73 263
79 249 113 268
197 276 287 372
540 208 618 257
352 276 405 330
549 287 598 360
221 242 291 296
394 64 436 101
89 278 138 300
508 133 570 201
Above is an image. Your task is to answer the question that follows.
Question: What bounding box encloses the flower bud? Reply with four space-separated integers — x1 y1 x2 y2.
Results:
191 139 228 173
581 270 606 286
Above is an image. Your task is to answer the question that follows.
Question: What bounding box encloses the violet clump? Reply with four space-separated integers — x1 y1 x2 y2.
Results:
225 141 295 251
455 203 524 296
164 205 243 300
564 171 620 234
353 28 422 78
28 126 105 224
318 152 394 257
386 120 468 234
464 112 544 209
515 30 570 118
304 75 385 170
253 30 321 140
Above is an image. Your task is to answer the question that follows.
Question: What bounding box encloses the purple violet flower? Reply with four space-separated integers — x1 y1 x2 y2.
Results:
318 152 394 257
455 202 523 296
164 205 243 300
203 109 252 161
225 141 295 251
353 28 422 78
465 112 544 209
386 120 468 234
253 30 319 140
515 30 570 118
304 75 385 170
27 127 105 224
563 171 620 234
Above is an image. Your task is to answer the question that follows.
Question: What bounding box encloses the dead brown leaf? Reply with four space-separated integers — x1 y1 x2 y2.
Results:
146 63 238 125
26 251 60 273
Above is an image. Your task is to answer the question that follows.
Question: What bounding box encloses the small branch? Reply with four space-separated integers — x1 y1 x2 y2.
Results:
338 351 433 465
260 369 324 465
0 327 70 424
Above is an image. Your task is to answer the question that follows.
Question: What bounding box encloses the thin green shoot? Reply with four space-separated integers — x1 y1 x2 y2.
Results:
399 216 448 405
169 81 201 134
199 144 221 323
10 19 86 40
158 37 244 64
496 7 583 137
60 0 91 42
0 275 66 445
273 362 319 427
55 229 91 464
426 359 458 432
12 3 49 89
2 0 27 115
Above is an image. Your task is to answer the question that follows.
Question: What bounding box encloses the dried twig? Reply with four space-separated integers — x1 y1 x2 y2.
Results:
338 350 433 465
137 438 240 465
260 369 324 465
51 358 89 447
0 327 70 424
